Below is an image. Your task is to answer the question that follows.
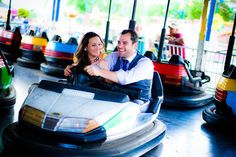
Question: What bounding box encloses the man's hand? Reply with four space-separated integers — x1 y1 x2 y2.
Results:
97 59 109 70
84 64 119 83
84 65 101 76
168 36 176 43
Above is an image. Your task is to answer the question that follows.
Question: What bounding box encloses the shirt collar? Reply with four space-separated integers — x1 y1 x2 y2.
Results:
123 52 137 63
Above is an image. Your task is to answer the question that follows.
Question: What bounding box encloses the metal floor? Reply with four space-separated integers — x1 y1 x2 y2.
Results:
1 64 236 157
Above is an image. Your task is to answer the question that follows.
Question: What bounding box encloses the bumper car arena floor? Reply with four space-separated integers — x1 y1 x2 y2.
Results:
1 63 236 157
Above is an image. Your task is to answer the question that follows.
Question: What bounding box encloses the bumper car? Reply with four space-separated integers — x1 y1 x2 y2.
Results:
203 13 236 127
2 71 166 157
0 50 16 109
0 27 22 63
145 51 213 108
16 31 48 69
40 35 78 77
202 65 236 127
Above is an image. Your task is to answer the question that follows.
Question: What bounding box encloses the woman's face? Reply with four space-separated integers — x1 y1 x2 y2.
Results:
86 36 103 58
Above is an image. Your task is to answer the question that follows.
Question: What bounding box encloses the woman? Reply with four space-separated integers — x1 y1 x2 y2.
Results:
64 32 105 77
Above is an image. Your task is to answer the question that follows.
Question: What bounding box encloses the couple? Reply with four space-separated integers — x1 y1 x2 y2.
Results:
64 29 153 104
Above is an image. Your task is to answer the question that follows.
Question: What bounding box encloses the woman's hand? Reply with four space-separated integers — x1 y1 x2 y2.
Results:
64 63 77 76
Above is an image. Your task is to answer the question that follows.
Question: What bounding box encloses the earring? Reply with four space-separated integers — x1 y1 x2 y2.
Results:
84 48 87 51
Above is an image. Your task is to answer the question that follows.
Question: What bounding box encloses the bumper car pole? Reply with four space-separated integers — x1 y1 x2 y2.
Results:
104 0 112 52
128 0 137 31
224 13 236 72
157 0 170 62
6 0 11 30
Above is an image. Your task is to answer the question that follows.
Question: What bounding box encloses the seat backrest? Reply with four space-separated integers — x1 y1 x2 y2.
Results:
147 71 164 114
67 37 78 45
144 51 157 61
168 54 185 65
229 65 236 79
51 35 62 42
41 31 49 41
224 64 236 79
169 55 202 85
28 29 34 36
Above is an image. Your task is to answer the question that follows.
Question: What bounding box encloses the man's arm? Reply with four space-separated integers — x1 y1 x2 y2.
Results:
99 69 119 83
175 33 184 45
84 56 153 85
84 65 119 83
175 37 184 45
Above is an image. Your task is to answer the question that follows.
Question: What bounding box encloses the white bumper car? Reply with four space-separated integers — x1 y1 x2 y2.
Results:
2 72 166 157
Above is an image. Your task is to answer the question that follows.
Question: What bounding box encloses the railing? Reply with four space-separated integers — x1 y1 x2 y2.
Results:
153 43 236 93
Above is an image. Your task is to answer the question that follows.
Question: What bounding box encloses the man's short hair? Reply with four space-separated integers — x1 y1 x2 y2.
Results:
121 29 138 43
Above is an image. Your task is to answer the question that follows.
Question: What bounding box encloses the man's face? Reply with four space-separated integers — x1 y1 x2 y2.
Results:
117 33 137 58
169 27 178 35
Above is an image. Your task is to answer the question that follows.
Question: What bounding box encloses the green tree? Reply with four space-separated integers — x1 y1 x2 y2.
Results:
67 0 91 13
67 0 107 13
216 1 234 21
147 5 164 17
185 0 203 20
66 0 234 22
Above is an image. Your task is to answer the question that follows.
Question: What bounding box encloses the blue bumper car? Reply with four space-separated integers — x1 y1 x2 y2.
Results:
40 35 78 77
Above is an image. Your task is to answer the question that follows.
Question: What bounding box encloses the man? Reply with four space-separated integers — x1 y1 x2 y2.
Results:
167 23 185 59
84 29 154 103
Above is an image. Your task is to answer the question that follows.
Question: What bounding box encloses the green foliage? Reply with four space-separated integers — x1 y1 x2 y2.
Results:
108 1 132 17
67 0 106 13
67 0 88 13
185 1 203 20
18 8 30 18
66 0 234 22
146 4 164 17
169 3 182 19
147 0 203 20
216 2 234 21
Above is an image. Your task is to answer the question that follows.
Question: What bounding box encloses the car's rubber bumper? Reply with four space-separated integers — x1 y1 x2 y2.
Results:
17 48 46 69
0 42 21 62
0 85 16 109
16 57 42 69
164 92 213 108
202 105 236 128
2 119 166 157
40 62 65 77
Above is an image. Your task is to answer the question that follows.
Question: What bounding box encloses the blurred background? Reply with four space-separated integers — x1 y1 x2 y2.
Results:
0 0 236 51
